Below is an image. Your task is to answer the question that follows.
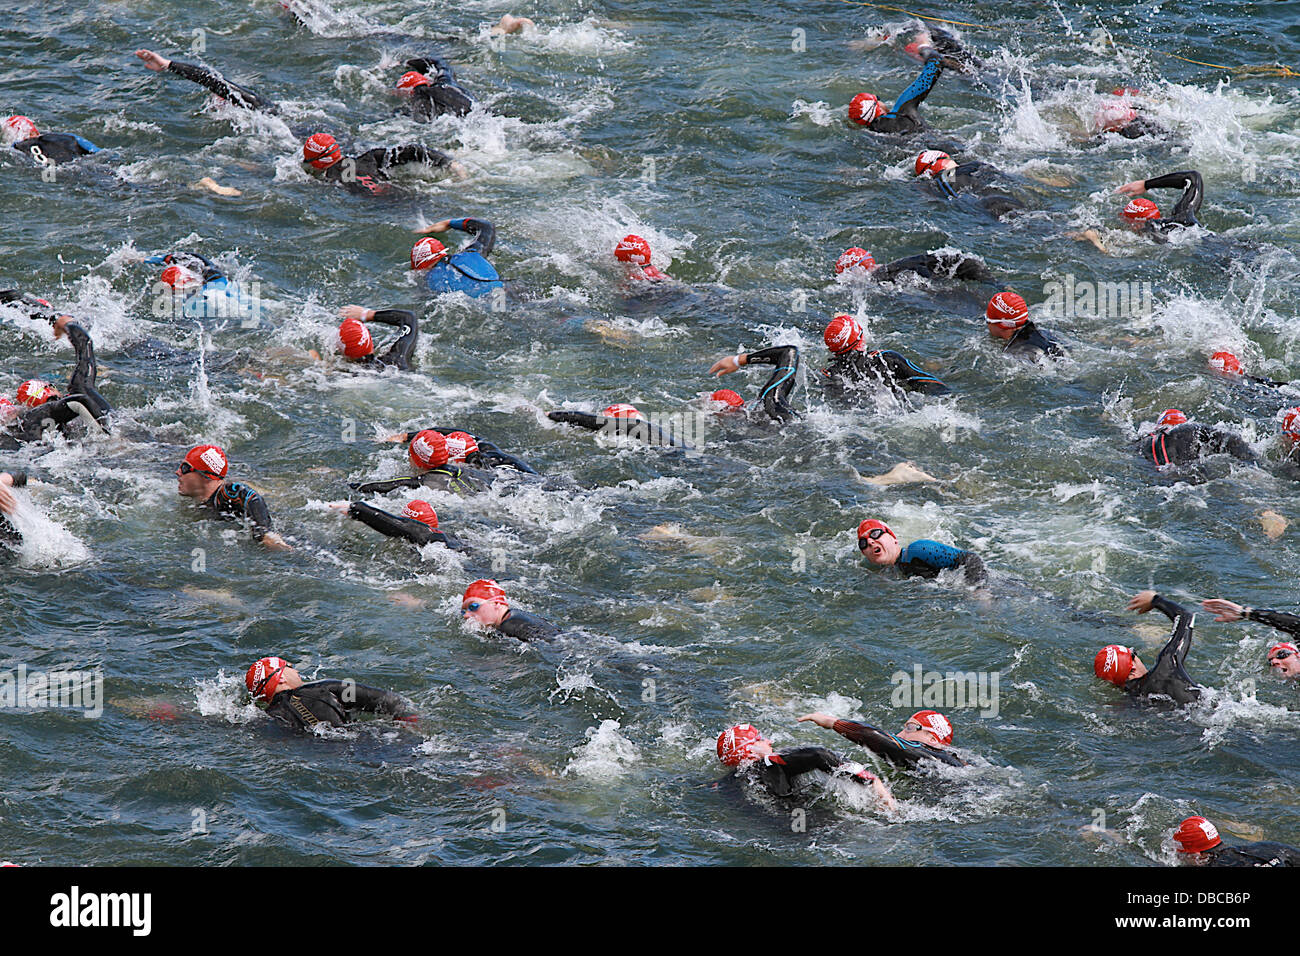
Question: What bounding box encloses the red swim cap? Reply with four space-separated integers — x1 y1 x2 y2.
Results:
1173 816 1221 853
716 723 766 766
601 404 642 419
1094 644 1134 685
986 291 1028 328
615 235 652 266
409 429 450 469
857 518 896 542
709 389 744 408
463 578 508 607
182 444 229 479
160 265 202 290
303 132 342 169
401 499 438 529
1282 408 1300 442
848 93 886 125
835 247 875 275
1094 103 1138 133
824 313 865 354
15 379 56 407
246 656 289 701
914 149 950 177
411 237 448 270
396 71 431 92
1208 351 1242 376
1158 408 1187 427
1269 641 1299 661
909 710 953 746
903 40 923 57
1122 198 1160 222
444 430 479 462
1111 87 1141 97
4 115 38 141
337 318 374 358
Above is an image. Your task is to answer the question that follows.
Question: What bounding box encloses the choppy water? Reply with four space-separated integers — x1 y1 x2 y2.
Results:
2 0 1300 866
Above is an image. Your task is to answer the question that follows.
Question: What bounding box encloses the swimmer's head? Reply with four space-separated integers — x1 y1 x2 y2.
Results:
824 313 865 354
1282 408 1300 446
3 115 38 144
409 429 450 470
337 318 374 358
857 518 900 565
302 132 342 170
444 431 478 463
1122 197 1160 224
903 40 924 58
716 723 772 766
902 710 953 747
1268 642 1300 679
159 264 202 292
1157 408 1187 428
985 291 1028 339
1094 644 1134 685
176 444 228 498
410 237 449 270
400 499 438 530
462 578 510 627
835 247 875 275
15 379 58 407
914 149 955 178
395 71 431 94
1093 103 1138 133
1208 351 1243 377
708 389 744 410
245 656 298 701
1173 816 1221 855
601 403 643 419
848 93 886 126
614 235 653 267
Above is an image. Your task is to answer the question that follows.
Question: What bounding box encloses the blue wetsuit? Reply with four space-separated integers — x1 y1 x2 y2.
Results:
866 52 944 135
424 218 503 298
896 538 986 583
146 252 255 320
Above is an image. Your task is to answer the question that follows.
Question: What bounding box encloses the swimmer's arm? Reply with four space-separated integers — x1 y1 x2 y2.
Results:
346 501 435 545
1244 607 1300 638
449 218 496 256
348 682 419 721
890 51 944 120
547 410 605 431
371 144 454 170
472 441 539 475
146 52 271 112
348 477 424 494
957 551 988 583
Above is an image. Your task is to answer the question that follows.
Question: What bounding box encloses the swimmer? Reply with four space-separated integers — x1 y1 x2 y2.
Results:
857 518 987 584
1093 590 1202 705
716 723 897 806
175 444 292 551
461 578 559 641
244 656 418 730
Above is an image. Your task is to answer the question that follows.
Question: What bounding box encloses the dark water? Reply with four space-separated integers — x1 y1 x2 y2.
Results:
1 0 1299 865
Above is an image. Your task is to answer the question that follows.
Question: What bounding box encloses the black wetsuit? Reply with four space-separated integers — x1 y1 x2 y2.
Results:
316 145 455 196
931 162 1024 217
497 609 560 642
200 480 274 542
1138 171 1203 240
12 133 102 165
1001 320 1066 360
828 719 965 768
0 470 27 547
1124 594 1202 705
350 463 494 496
822 348 949 398
742 746 881 798
354 309 418 371
397 427 538 474
405 56 474 119
872 251 998 285
264 679 416 731
1113 116 1165 140
743 345 800 423
1243 607 1300 639
1139 422 1255 468
1201 841 1300 867
345 501 465 550
866 52 944 135
547 411 690 449
164 59 278 112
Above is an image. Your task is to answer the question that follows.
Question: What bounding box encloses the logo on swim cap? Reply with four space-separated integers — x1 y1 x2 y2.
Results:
160 264 202 291
303 132 342 169
1094 644 1134 685
1122 197 1160 222
848 93 885 125
717 724 766 766
409 430 450 470
463 578 508 607
444 431 478 462
709 389 744 409
835 248 874 275
396 71 431 92
245 656 289 701
601 404 642 419
914 149 950 177
3 115 39 143
824 313 864 354
1283 408 1300 442
338 318 374 358
411 237 448 270
909 710 953 746
1173 816 1221 854
615 235 652 266
1157 409 1187 428
401 499 438 529
15 379 54 407
1208 351 1242 376
986 291 1029 328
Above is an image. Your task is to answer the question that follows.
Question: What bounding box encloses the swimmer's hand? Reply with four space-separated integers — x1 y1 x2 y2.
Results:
327 502 350 514
797 712 836 729
339 305 373 322
709 353 747 376
449 161 469 181
262 531 293 552
378 433 407 443
1115 180 1146 197
1127 589 1157 613
1066 228 1108 254
0 481 18 516
52 316 72 339
1200 599 1246 623
417 219 452 235
135 49 171 72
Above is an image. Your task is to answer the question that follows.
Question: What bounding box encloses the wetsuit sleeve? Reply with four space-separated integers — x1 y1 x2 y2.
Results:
349 477 424 494
883 52 944 125
547 411 686 447
1136 594 1201 704
370 309 418 370
348 682 418 720
366 145 453 171
877 350 950 395
830 720 922 767
408 55 456 83
1143 171 1203 226
957 551 987 584
548 411 605 431
472 440 539 474
0 289 58 322
347 502 436 545
63 322 111 424
241 488 273 542
1202 425 1256 462
743 345 801 423
448 218 496 256
165 60 274 112
153 251 224 283
497 609 560 642
1245 608 1300 638
767 746 846 776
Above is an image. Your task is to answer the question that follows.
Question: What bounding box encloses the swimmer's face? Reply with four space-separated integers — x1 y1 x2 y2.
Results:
859 530 901 566
463 597 509 628
898 720 942 747
1269 648 1300 679
175 468 213 498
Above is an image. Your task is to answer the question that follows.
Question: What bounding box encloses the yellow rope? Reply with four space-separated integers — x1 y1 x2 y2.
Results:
832 0 980 29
